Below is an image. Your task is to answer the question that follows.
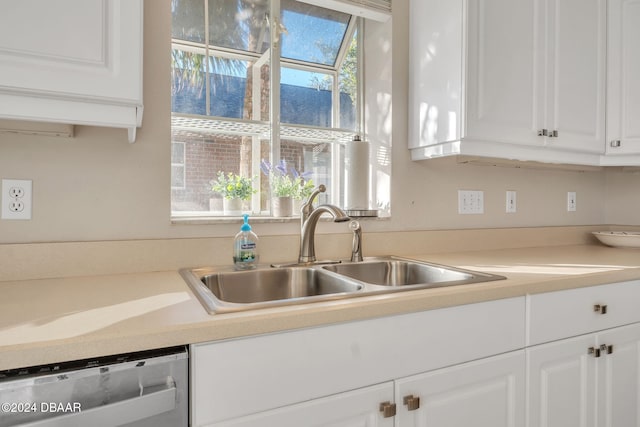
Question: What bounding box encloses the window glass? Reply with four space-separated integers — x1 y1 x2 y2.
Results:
339 30 358 131
281 0 351 66
171 49 208 115
281 68 334 127
208 0 270 54
171 0 205 43
171 142 186 189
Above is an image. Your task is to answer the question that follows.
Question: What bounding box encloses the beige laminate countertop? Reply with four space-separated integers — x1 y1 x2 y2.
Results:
2 244 640 371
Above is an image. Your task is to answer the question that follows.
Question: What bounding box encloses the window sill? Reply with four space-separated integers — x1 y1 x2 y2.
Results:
171 214 299 225
171 211 388 225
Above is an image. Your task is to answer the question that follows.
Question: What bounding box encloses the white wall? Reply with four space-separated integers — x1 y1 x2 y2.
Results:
604 169 640 225
0 0 608 245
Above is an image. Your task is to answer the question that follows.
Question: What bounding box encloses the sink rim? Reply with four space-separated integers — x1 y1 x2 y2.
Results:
180 266 366 314
322 256 504 288
180 256 506 314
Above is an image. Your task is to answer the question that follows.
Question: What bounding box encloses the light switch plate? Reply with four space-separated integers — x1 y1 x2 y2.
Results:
458 190 484 214
567 191 577 212
506 190 517 213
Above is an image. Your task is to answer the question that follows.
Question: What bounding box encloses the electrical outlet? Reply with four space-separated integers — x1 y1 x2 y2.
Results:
567 191 577 212
2 179 32 220
458 190 484 214
9 200 25 212
9 187 24 198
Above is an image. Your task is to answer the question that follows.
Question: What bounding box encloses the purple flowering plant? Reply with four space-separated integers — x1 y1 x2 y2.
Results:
260 159 314 199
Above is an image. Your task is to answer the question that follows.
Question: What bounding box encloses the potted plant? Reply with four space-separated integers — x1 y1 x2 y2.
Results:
260 159 297 217
210 171 256 215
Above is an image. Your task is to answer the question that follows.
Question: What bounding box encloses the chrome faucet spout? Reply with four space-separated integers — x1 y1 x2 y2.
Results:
299 203 350 264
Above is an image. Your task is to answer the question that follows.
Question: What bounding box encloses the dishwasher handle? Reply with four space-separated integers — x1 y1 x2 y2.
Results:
18 383 177 427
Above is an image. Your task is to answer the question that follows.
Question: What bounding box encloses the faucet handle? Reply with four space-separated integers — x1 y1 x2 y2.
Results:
349 220 363 262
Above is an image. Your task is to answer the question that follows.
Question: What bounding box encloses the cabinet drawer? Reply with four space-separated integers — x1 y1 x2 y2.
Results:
528 281 640 345
191 297 525 425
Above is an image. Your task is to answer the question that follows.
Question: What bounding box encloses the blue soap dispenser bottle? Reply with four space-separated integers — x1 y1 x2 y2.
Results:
233 214 259 270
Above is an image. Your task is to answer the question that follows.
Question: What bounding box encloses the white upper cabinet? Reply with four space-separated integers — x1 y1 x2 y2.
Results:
543 0 606 154
0 0 143 142
603 0 640 163
464 0 539 148
409 0 606 165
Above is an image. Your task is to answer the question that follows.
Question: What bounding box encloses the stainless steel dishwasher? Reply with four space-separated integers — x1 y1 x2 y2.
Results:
0 346 188 427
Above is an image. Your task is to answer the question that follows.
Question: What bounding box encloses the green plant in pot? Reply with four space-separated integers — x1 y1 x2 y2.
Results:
261 159 298 217
210 171 256 215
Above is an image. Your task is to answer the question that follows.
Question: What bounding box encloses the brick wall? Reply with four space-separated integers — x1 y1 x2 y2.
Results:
171 133 309 212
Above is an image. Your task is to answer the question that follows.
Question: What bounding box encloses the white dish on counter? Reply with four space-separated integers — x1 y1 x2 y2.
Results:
592 231 640 248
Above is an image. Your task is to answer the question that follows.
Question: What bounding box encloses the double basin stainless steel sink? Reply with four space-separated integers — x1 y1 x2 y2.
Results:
180 257 505 314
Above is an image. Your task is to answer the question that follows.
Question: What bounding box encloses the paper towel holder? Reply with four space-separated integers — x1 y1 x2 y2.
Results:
344 135 378 218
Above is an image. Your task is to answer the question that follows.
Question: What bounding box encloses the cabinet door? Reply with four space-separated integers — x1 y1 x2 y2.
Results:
395 351 525 427
606 0 640 155
597 323 640 427
545 0 606 153
0 0 143 140
211 383 394 427
527 334 597 427
0 0 142 102
465 0 540 147
408 0 464 148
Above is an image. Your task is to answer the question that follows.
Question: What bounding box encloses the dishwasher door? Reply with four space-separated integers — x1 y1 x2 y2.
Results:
0 346 188 427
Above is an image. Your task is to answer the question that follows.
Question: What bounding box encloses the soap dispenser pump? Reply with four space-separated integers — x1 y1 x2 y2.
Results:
233 214 259 270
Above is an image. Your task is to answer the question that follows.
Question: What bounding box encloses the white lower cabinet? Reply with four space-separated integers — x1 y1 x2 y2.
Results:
211 351 526 427
527 322 640 427
213 382 395 427
527 334 597 427
191 297 525 426
597 323 640 427
396 351 526 427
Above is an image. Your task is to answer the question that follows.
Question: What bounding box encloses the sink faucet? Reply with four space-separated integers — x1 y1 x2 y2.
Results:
299 185 350 264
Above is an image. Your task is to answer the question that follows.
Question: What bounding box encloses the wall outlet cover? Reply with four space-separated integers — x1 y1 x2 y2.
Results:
458 190 484 214
506 190 517 213
1 179 32 220
567 191 577 212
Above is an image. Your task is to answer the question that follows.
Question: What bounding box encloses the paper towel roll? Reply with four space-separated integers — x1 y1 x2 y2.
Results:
344 136 369 210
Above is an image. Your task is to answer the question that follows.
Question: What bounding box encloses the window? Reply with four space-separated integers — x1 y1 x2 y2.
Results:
171 141 186 189
170 0 363 217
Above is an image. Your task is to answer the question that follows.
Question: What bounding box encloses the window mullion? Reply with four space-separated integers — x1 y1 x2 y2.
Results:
270 0 282 190
204 0 210 116
356 17 364 135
